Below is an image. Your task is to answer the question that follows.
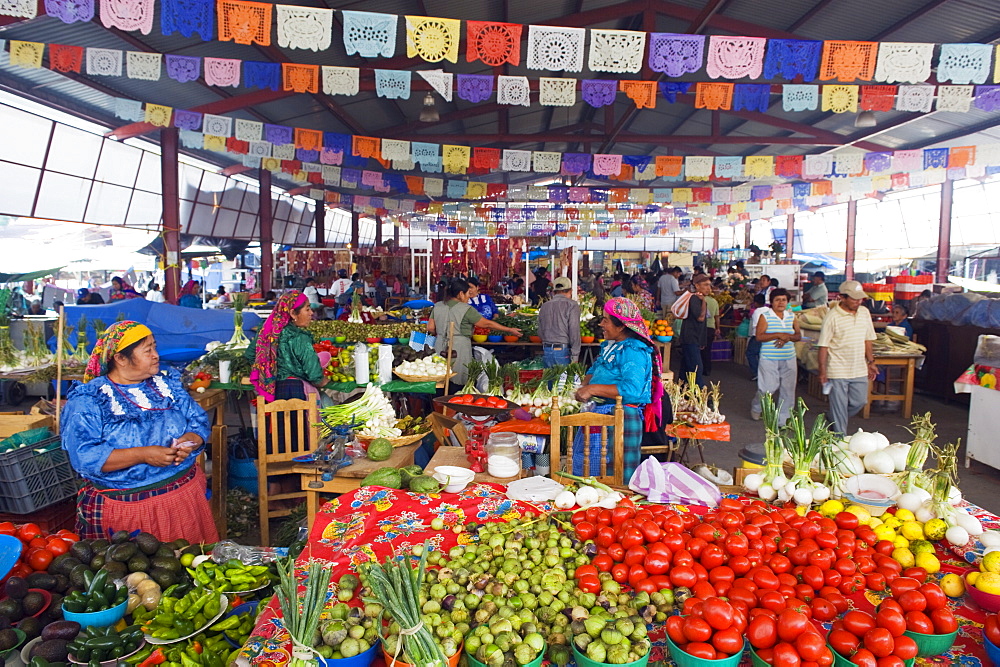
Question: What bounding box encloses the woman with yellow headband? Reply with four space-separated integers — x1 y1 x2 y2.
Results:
60 321 219 543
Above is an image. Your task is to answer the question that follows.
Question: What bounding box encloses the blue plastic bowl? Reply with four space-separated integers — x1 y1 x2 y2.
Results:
381 337 398 344
62 597 127 628
319 640 378 666
487 335 503 342
223 601 260 648
985 635 1000 666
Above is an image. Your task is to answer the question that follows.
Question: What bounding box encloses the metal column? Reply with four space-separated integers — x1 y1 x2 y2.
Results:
845 200 857 281
937 180 953 283
259 170 274 294
160 128 182 303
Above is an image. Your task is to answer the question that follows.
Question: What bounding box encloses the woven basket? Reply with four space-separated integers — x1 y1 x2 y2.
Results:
356 432 428 448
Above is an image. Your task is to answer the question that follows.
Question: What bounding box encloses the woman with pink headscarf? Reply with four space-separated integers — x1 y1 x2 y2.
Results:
246 291 329 401
572 297 663 481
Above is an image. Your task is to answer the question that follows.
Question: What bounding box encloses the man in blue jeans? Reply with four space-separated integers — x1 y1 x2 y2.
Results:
680 274 712 386
537 277 580 367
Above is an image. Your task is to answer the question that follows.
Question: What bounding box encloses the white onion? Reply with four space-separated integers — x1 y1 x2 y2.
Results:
793 487 814 506
757 483 777 501
896 492 923 512
956 510 984 536
946 525 970 547
864 450 896 475
849 430 880 456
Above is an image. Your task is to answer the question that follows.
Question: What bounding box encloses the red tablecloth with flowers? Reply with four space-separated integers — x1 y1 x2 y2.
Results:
238 487 1000 667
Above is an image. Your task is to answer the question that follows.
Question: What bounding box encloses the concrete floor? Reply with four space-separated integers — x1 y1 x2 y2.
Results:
679 358 1000 516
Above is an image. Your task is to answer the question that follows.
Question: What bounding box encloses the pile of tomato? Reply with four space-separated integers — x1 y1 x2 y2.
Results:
0 522 80 578
571 497 956 667
665 597 749 660
446 394 508 408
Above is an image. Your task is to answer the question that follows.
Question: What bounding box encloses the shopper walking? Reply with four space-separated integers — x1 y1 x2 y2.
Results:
537 277 580 367
678 275 712 386
817 281 878 435
750 288 801 424
803 272 829 309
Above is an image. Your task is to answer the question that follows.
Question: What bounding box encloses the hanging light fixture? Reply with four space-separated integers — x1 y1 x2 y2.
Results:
854 111 876 128
419 92 439 122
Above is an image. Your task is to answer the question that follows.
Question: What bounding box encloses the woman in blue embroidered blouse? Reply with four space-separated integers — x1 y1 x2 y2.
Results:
61 321 219 543
572 298 663 482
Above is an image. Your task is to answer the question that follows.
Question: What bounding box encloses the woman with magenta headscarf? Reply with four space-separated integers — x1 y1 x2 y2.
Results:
246 291 330 401
573 297 663 482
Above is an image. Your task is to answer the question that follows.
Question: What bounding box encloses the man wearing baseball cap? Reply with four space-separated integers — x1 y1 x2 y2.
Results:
537 277 581 367
817 280 879 435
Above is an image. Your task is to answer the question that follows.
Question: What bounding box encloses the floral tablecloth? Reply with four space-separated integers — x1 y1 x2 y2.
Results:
239 488 1000 667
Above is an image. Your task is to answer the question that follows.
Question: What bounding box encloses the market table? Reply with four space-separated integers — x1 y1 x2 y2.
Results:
425 445 524 484
295 442 421 530
192 388 228 538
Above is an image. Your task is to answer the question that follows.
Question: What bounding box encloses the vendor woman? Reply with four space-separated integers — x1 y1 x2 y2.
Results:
573 297 663 481
427 279 521 387
61 321 219 543
247 290 329 401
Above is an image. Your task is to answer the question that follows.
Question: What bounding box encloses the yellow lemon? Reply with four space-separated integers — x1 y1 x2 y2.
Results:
983 551 1000 573
893 535 911 549
924 519 949 541
900 521 925 541
820 499 845 518
894 509 916 522
874 525 897 542
976 572 1000 595
940 573 966 597
915 551 941 574
892 547 916 569
910 540 935 555
846 505 873 526
968 571 981 587
882 516 902 530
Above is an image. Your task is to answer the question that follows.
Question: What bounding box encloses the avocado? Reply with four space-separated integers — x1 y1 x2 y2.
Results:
0 599 23 623
30 639 69 663
110 531 131 545
68 565 89 591
107 543 137 563
134 533 160 556
0 628 18 652
5 577 28 600
40 621 79 642
100 562 127 579
18 616 42 641
26 574 56 592
149 557 182 573
68 542 92 566
88 555 104 570
126 554 149 573
148 568 176 589
21 592 46 618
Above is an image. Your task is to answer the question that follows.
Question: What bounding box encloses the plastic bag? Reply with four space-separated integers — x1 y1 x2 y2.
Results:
628 457 722 507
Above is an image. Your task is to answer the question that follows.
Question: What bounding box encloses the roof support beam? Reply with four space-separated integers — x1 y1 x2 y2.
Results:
107 88 295 140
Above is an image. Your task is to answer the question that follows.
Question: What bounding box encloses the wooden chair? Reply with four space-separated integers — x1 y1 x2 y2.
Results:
255 397 320 545
549 396 625 486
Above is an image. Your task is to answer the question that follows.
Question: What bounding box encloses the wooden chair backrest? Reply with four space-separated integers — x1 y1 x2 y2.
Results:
255 398 320 463
549 396 625 486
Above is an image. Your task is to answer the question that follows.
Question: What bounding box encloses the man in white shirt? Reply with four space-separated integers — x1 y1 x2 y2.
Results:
146 283 164 303
657 267 682 319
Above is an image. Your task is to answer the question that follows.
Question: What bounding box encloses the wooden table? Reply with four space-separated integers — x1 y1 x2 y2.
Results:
862 354 923 420
295 442 420 530
192 388 228 538
426 445 524 485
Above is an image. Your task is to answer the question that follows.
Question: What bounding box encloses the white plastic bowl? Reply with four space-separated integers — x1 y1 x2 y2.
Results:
844 473 900 515
432 465 475 493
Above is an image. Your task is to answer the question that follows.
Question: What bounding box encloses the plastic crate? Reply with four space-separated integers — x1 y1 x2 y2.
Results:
0 437 78 514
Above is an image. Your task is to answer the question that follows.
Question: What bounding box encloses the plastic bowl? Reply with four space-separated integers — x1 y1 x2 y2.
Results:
62 598 127 628
984 635 1000 666
574 642 651 667
487 335 503 343
318 641 378 666
432 466 475 493
472 335 488 343
965 574 1000 612
903 629 958 657
381 337 398 345
666 635 743 667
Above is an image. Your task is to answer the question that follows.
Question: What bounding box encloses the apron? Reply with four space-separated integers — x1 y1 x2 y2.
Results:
433 301 474 386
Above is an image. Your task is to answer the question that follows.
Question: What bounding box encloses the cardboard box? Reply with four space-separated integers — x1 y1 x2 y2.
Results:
0 415 53 440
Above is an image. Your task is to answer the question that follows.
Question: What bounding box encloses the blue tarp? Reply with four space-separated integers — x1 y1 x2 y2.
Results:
59 301 263 363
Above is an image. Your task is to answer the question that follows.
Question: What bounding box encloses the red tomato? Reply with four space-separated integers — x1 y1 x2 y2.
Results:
776 609 810 643
829 629 861 657
862 628 894 659
892 635 917 661
876 608 906 638
930 608 958 634
897 590 927 613
773 642 802 667
850 649 878 667
796 632 827 662
682 617 714 643
904 611 934 635
684 643 717 660
919 583 948 611
843 611 877 637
